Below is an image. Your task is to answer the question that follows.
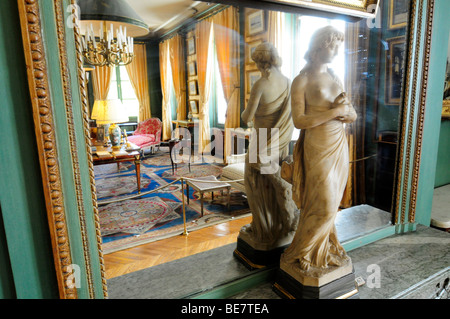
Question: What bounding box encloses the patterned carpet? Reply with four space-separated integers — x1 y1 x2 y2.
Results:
95 148 250 254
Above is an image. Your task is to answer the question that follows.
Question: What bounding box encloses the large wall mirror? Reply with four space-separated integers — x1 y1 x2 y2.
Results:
19 0 429 299
79 0 413 298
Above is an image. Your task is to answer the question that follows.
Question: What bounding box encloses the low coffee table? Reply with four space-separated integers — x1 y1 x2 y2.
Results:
91 141 142 194
185 175 231 216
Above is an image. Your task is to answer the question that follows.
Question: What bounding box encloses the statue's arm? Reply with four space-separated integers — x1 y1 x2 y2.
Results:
242 80 263 124
291 76 347 130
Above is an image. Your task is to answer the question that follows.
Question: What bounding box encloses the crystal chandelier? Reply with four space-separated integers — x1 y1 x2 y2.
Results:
82 22 134 67
78 0 149 67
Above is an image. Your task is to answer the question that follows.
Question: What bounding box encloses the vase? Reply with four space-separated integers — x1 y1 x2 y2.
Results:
109 124 122 147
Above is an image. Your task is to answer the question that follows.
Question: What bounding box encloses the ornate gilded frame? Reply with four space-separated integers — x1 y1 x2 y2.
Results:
17 0 107 298
394 0 435 226
16 0 436 298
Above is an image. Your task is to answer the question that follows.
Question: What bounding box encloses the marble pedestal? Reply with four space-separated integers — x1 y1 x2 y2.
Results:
273 259 359 299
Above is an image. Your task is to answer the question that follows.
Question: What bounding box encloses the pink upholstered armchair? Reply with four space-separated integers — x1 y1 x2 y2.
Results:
127 118 162 155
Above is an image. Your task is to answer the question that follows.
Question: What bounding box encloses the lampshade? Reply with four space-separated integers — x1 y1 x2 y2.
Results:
91 99 129 124
78 0 149 38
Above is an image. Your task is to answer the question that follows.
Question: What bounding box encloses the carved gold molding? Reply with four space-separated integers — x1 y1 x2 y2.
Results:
395 0 420 225
68 0 109 298
394 0 435 225
53 0 96 299
17 0 77 299
408 0 435 223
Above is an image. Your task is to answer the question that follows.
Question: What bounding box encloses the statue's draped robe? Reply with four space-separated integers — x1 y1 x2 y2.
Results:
282 103 349 269
243 82 297 246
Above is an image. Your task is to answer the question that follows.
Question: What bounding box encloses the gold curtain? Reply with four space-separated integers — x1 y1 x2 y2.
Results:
92 65 113 101
212 7 240 161
267 10 284 52
169 34 187 121
159 40 172 141
125 44 152 121
195 18 214 153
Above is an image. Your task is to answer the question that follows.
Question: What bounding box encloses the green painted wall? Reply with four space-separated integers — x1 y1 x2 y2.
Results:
435 120 450 187
146 41 163 120
0 0 58 298
415 0 450 225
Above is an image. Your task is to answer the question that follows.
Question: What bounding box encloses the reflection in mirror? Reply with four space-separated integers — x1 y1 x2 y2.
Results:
93 0 411 298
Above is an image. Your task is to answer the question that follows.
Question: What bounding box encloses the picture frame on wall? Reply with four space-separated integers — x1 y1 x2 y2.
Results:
246 40 262 64
389 0 409 29
385 36 406 105
189 100 198 114
246 10 265 36
187 37 195 55
188 80 198 95
247 70 261 94
188 61 196 77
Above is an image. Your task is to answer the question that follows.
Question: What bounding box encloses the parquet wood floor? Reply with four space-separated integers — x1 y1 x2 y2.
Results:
103 216 252 279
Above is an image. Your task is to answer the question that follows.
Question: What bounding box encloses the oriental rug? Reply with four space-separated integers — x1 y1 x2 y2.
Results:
95 148 250 254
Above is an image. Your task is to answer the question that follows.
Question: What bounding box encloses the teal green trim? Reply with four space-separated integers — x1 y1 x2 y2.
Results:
434 121 450 187
395 222 417 234
40 0 90 298
39 0 105 298
393 0 436 227
415 0 450 226
190 268 276 299
63 0 105 298
0 0 58 298
342 225 397 252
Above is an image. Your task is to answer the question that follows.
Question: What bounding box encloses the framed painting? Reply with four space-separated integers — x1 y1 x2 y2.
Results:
188 80 198 96
187 37 195 55
187 61 197 77
389 0 409 29
247 70 261 94
246 10 265 36
385 36 406 105
189 100 199 114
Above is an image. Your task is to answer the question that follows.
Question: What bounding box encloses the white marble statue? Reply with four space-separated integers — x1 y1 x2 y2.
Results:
280 26 357 286
239 42 299 252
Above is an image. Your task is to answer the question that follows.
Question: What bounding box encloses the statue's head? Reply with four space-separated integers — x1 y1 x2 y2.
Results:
304 26 344 64
251 42 282 76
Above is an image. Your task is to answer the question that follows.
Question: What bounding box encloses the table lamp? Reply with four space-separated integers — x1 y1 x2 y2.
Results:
91 99 128 148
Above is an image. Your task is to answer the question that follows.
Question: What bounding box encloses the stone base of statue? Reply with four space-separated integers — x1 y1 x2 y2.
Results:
272 258 359 299
233 237 290 270
233 223 297 270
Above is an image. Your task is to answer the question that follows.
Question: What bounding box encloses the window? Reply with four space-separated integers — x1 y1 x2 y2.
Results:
107 66 139 120
209 29 228 128
278 14 346 141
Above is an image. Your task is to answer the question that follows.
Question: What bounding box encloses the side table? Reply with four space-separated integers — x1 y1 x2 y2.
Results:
185 175 231 216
